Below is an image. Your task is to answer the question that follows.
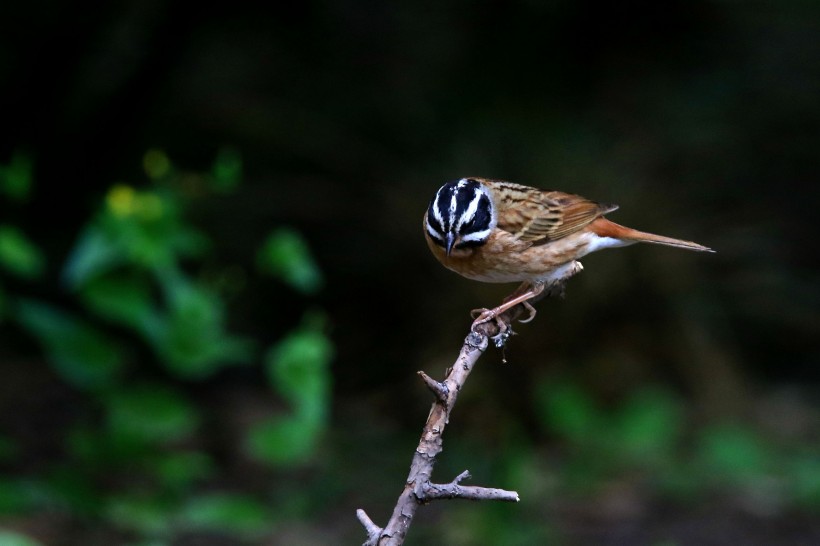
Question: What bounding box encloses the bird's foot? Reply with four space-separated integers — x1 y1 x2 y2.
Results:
470 306 505 330
470 281 544 333
470 307 514 347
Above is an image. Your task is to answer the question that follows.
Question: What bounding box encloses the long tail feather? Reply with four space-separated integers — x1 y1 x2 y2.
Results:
591 218 714 252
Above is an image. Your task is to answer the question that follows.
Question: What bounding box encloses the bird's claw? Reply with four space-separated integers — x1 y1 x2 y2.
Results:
470 308 515 350
470 307 490 320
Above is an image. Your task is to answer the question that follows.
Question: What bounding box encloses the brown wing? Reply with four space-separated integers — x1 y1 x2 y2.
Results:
481 179 618 244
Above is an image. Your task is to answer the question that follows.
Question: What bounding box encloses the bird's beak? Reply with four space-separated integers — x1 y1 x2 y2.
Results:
445 233 456 256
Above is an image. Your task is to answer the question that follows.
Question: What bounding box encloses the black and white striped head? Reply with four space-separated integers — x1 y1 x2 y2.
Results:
425 178 496 256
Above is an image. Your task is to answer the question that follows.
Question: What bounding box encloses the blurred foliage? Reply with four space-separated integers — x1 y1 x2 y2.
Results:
257 229 324 295
16 299 125 389
0 227 44 280
0 1 818 543
0 151 332 544
0 530 43 546
248 314 333 465
535 379 820 510
0 151 33 202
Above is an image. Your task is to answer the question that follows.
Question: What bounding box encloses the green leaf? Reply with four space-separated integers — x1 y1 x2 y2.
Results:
79 274 160 335
43 467 102 516
696 425 772 485
211 147 242 192
65 184 208 289
151 451 214 491
266 325 333 423
615 388 683 462
15 300 124 389
105 494 173 535
533 380 602 444
789 455 820 508
0 479 36 514
246 417 321 465
105 385 200 445
62 225 125 288
0 225 44 279
0 531 44 546
66 424 169 468
257 229 323 294
168 225 210 259
154 280 252 378
179 493 272 536
0 151 34 201
111 213 177 272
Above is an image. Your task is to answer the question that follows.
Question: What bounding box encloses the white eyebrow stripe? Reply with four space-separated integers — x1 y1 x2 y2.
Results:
432 202 445 227
432 186 447 227
426 221 445 241
460 228 492 242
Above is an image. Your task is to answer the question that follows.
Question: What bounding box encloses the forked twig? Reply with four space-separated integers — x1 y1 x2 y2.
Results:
356 294 548 545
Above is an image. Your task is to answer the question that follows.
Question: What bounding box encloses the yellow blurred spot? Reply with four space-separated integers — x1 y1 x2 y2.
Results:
107 184 136 217
107 185 165 221
143 149 171 179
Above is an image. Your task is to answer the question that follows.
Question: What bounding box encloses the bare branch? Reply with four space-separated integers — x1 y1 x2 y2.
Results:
416 470 519 502
357 286 562 545
421 482 520 502
451 469 472 484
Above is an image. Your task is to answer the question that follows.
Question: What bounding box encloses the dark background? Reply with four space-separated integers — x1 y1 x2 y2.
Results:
1 1 819 544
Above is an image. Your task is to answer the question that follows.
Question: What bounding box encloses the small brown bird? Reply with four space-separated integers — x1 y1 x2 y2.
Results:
423 177 713 330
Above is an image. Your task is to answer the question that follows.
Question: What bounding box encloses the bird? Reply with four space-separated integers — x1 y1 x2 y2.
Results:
423 177 713 331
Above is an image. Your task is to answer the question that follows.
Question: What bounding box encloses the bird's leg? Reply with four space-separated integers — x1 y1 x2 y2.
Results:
470 261 585 333
471 281 546 332
499 281 539 323
470 281 532 319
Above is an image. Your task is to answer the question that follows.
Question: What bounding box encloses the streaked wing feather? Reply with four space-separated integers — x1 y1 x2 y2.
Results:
488 180 618 243
538 197 618 241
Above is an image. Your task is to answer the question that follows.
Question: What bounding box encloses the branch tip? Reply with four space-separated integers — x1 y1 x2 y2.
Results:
417 370 448 400
419 480 520 503
356 508 382 542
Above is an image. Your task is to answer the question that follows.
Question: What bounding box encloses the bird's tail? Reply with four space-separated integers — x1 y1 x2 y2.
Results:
591 218 714 252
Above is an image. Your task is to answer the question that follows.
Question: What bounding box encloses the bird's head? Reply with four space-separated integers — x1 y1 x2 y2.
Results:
425 178 496 256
